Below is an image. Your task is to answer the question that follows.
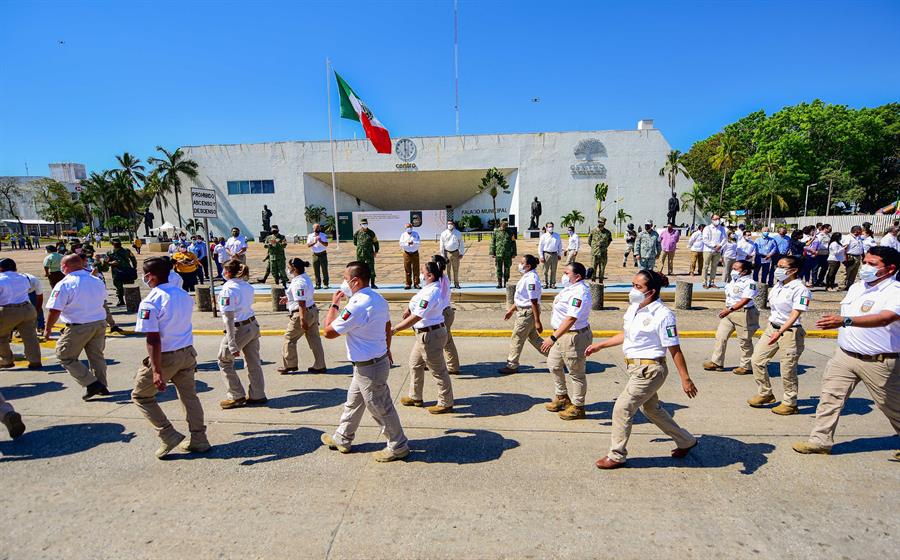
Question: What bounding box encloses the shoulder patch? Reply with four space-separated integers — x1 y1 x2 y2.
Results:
665 325 678 337
571 298 582 308
139 309 151 320
341 309 352 320
798 295 810 306
528 283 536 291
50 289 60 298
749 283 756 290
219 296 230 306
419 299 429 309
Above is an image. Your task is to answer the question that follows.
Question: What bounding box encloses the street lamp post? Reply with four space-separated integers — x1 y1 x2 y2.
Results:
803 182 818 217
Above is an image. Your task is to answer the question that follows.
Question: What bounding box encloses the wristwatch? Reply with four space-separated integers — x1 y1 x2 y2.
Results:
550 335 558 342
331 304 340 311
842 316 853 328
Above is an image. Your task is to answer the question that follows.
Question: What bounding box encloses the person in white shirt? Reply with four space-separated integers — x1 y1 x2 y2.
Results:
586 269 698 469
879 226 899 251
392 261 455 414
431 254 459 374
399 222 421 290
306 223 330 289
213 238 229 279
564 226 580 265
44 254 110 400
540 262 592 420
439 220 465 289
825 232 846 291
225 227 249 264
703 260 759 374
131 256 210 459
277 258 326 374
0 258 42 369
499 254 547 374
794 246 899 458
842 225 865 289
321 261 410 462
22 271 45 331
749 256 811 415
538 222 564 289
736 230 757 262
701 214 727 288
720 229 739 283
687 224 705 275
217 259 265 409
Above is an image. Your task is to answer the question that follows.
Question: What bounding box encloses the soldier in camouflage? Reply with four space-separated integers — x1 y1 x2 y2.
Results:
261 225 289 287
489 219 517 288
587 217 613 282
353 218 380 288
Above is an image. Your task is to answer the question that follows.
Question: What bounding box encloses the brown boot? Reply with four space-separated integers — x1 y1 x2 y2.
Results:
558 404 586 420
400 397 424 407
702 361 723 371
545 394 571 412
732 366 751 375
747 394 776 408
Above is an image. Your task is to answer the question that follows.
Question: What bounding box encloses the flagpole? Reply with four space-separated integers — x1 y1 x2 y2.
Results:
326 57 340 247
453 0 460 135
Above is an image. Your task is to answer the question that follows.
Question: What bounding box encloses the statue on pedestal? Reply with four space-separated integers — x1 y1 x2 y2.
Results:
529 197 542 230
667 194 680 225
143 210 154 237
261 205 273 234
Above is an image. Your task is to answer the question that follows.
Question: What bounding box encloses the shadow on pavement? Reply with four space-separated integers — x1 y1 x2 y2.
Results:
452 392 547 418
265 388 347 413
101 380 213 404
625 435 774 475
831 435 899 455
796 397 874 416
170 426 324 466
0 423 135 462
1 381 66 400
351 429 520 464
585 399 687 425
765 363 812 378
454 362 510 379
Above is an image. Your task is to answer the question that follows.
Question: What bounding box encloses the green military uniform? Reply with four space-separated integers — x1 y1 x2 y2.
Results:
81 243 96 260
587 219 613 282
489 222 517 288
106 244 137 304
353 223 380 287
635 227 661 271
261 231 288 285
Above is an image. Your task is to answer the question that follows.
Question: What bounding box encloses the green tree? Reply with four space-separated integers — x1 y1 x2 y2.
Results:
744 152 798 225
116 152 146 189
185 218 205 234
0 177 26 235
148 146 199 228
659 150 691 197
593 182 609 218
304 204 326 226
323 214 336 238
142 169 170 224
614 208 632 233
709 134 742 208
32 178 83 229
79 171 113 224
105 215 133 240
475 167 510 227
680 184 708 228
560 209 585 229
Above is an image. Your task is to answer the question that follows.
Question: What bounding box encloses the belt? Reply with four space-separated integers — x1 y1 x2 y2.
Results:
290 305 316 315
415 322 445 334
447 249 460 253
770 322 795 331
543 251 559 256
353 352 388 367
625 357 665 365
162 346 192 355
563 326 591 335
235 317 257 327
516 305 532 311
842 348 898 362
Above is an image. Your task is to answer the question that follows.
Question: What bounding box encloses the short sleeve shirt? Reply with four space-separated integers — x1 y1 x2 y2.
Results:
437 275 451 310
514 269 542 307
767 279 811 326
622 300 680 359
307 232 328 254
45 270 108 324
550 281 591 330
43 252 63 272
408 282 445 329
726 275 758 308
330 287 390 362
23 273 43 296
736 239 756 260
225 235 248 255
218 279 255 322
168 269 184 290
286 273 315 311
0 272 32 305
838 278 900 355
134 283 194 352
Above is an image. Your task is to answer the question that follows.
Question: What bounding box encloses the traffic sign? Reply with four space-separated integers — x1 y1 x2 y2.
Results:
191 188 218 219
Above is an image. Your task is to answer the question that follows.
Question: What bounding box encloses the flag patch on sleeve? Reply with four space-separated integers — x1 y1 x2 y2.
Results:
50 289 60 298
139 309 151 320
296 289 303 297
341 309 351 320
528 283 536 291
666 325 678 337
798 296 809 306
419 300 429 309
571 298 582 308
220 297 230 306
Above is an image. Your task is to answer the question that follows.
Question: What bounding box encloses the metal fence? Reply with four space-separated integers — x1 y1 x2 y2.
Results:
776 214 897 234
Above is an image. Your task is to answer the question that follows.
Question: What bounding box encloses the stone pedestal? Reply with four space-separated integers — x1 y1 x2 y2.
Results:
272 286 287 312
528 229 540 239
196 285 213 312
590 283 604 310
505 284 516 306
754 283 770 310
124 286 142 313
675 280 693 310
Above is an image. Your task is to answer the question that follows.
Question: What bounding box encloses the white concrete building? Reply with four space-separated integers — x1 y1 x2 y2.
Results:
166 121 693 240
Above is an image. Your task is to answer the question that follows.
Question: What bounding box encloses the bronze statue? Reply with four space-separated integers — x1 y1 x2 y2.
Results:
261 205 273 233
667 194 680 225
529 197 542 230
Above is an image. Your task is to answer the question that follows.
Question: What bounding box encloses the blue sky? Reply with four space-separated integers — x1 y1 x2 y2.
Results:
1 0 898 176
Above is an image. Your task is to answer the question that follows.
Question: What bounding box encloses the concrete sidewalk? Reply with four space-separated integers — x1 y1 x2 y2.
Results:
1 336 897 559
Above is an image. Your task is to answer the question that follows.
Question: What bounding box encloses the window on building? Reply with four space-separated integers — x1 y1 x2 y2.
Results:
227 180 275 195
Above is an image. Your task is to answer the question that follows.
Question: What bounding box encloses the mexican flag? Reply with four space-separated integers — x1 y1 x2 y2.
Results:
335 71 392 154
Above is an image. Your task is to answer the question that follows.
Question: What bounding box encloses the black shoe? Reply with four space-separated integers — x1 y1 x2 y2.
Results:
496 283 502 289
26 363 43 370
116 300 125 306
110 326 125 334
2 411 25 439
246 397 268 406
371 284 378 289
83 381 107 401
315 285 322 290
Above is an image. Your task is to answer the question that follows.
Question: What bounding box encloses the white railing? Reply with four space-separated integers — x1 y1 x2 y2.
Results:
776 214 897 234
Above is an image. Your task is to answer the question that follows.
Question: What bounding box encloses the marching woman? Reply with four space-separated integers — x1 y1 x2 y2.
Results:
392 261 455 414
172 244 202 292
432 255 460 375
825 232 845 291
586 270 698 469
703 259 759 374
749 255 811 415
499 254 546 374
277 258 326 374
217 259 267 409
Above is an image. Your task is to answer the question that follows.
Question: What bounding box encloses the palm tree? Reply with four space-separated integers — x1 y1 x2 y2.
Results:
659 150 691 197
80 171 113 224
560 209 585 229
108 170 140 221
614 208 632 233
185 218 205 234
593 182 609 219
323 214 337 239
304 204 326 226
747 153 790 226
143 169 170 224
475 167 510 227
148 146 199 228
709 135 742 208
680 184 708 228
116 152 146 188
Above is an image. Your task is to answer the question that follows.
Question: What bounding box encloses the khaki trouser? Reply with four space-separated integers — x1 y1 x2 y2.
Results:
709 307 759 369
409 326 454 406
442 307 459 372
608 361 696 462
446 250 461 287
402 251 420 287
752 323 805 406
334 354 408 453
232 253 247 264
722 258 736 283
565 251 577 266
0 391 13 416
689 251 703 275
659 250 676 275
542 252 559 287
547 327 591 406
506 307 546 369
703 251 719 285
104 302 117 328
218 320 265 400
312 251 329 287
132 346 208 446
281 306 326 371
56 320 107 387
0 302 41 365
808 348 899 448
843 254 862 289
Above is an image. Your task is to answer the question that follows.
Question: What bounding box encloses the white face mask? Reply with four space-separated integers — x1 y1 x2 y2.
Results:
340 279 354 297
560 274 571 287
547 227 554 233
712 219 720 226
628 287 647 305
142 273 152 288
447 224 454 230
406 228 412 233
859 264 886 283
518 264 526 273
420 273 429 285
773 268 790 283
361 225 367 230
730 270 741 281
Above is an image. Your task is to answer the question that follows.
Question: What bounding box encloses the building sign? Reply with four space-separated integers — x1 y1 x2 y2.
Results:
395 162 418 171
191 188 218 219
570 162 607 177
571 138 608 178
